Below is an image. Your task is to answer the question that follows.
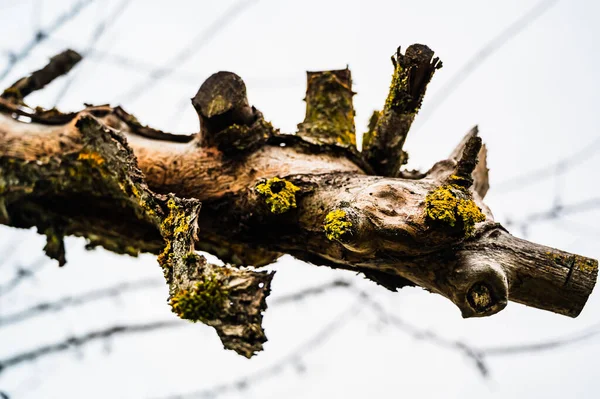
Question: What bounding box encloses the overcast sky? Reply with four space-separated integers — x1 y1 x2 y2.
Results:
1 0 599 398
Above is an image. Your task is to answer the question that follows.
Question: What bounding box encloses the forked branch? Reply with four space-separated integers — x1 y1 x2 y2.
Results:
0 46 596 357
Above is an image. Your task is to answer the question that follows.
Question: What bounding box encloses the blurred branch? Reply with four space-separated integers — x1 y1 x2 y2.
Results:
506 197 600 234
359 291 490 376
52 0 133 106
495 136 600 193
0 279 354 373
270 279 352 306
156 301 363 399
0 320 183 373
415 0 559 130
46 38 302 90
0 278 163 327
117 0 258 104
0 255 47 298
0 0 96 82
481 322 600 355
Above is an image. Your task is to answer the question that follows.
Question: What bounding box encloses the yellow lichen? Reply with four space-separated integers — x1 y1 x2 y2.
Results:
425 184 485 237
255 177 300 214
157 198 189 268
468 283 493 310
362 110 381 149
546 252 598 274
323 209 353 241
169 274 228 322
384 64 408 110
77 151 105 165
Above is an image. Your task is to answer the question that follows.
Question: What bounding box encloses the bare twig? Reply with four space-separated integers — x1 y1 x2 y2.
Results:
0 278 163 327
155 301 363 399
270 279 352 306
117 0 258 104
495 136 600 193
0 0 96 82
0 255 47 298
52 0 133 106
480 322 600 355
0 320 183 373
415 0 559 130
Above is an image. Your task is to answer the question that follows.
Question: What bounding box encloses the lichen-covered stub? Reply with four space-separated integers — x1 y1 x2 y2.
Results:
425 184 485 237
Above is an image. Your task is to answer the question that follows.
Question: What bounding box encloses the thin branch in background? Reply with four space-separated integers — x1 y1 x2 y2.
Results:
505 197 600 234
359 292 490 376
414 0 559 131
0 0 96 82
480 322 600 356
47 38 302 92
495 136 600 193
0 278 163 327
0 279 353 373
270 279 352 306
52 0 133 107
0 255 47 298
117 0 259 104
0 320 183 373
32 0 43 36
156 301 363 399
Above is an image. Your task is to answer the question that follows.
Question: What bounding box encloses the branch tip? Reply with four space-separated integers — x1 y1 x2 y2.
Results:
1 49 82 103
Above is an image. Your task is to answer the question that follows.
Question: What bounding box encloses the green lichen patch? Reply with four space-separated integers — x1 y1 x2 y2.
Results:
362 110 381 150
385 63 411 111
323 209 353 241
425 184 485 237
169 274 229 322
157 198 190 272
299 70 357 147
213 118 274 154
255 177 300 214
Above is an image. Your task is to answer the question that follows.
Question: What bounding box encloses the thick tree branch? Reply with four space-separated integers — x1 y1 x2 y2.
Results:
0 46 597 356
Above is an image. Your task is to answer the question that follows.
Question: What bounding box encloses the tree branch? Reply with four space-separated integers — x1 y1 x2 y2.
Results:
1 49 82 103
362 45 442 176
0 46 596 356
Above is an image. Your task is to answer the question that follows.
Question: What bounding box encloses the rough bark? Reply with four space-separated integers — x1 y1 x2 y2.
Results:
0 46 597 356
362 45 442 176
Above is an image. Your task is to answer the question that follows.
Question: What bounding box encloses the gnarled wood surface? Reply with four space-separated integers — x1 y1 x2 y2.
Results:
0 45 596 356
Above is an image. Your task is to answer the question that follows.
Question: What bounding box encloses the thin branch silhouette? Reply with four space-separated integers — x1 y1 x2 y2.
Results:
155 301 364 399
0 0 96 82
0 278 162 327
415 0 559 130
495 136 600 193
0 255 48 298
0 320 183 373
52 0 133 106
117 0 259 104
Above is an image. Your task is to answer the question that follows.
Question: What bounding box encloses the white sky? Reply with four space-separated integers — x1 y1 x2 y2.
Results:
1 0 599 398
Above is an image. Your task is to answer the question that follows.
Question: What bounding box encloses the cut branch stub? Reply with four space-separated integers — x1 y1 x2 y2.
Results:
297 68 356 147
362 44 442 177
448 126 489 198
192 71 271 154
1 49 82 103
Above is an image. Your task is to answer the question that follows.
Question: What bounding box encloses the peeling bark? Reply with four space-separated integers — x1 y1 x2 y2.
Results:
0 46 597 356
